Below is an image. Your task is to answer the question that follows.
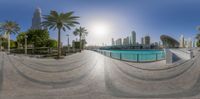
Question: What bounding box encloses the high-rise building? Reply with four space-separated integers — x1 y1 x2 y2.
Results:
111 38 115 46
123 37 129 45
144 35 150 45
141 37 144 44
31 7 42 30
130 31 136 45
192 40 197 47
179 35 185 48
184 40 188 48
115 38 122 46
188 38 192 48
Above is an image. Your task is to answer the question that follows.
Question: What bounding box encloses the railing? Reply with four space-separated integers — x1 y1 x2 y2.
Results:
9 47 77 55
95 50 165 62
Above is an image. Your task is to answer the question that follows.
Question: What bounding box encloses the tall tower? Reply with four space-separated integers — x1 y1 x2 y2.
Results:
179 35 185 48
188 38 192 48
141 37 144 44
130 31 136 45
116 38 122 45
111 38 115 46
31 7 42 30
144 35 150 45
123 37 129 45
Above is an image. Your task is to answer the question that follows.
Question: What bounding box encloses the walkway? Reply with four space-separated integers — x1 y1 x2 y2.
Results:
0 50 199 99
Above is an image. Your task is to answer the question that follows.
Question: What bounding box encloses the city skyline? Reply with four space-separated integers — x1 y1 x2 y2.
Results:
0 0 200 46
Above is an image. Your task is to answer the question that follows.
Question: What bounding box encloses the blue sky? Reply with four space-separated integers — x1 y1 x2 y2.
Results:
0 0 200 46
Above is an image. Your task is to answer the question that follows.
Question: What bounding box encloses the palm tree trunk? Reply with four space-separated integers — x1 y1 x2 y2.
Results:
79 34 81 50
7 32 10 53
58 28 61 58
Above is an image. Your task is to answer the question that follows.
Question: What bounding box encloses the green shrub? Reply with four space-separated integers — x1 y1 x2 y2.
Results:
197 41 200 47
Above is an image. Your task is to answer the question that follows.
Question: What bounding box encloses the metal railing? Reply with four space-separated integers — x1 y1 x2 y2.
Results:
95 50 165 62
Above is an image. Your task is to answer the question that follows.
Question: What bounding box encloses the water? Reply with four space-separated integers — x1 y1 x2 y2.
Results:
98 50 165 62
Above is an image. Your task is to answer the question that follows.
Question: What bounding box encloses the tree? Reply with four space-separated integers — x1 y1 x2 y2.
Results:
0 21 20 53
196 26 200 47
197 41 200 47
42 11 79 58
16 32 26 48
0 35 6 50
10 40 17 48
26 29 49 47
46 39 57 48
73 27 88 50
196 34 200 47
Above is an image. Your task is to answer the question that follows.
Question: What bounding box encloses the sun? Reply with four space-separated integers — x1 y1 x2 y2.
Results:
90 22 110 37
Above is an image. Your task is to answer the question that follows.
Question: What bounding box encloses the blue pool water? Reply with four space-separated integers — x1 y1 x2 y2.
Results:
98 50 165 62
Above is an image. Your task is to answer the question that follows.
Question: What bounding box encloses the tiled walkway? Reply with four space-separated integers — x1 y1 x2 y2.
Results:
0 50 200 99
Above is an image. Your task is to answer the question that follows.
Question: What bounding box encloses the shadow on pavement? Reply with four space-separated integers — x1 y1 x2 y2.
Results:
0 53 4 92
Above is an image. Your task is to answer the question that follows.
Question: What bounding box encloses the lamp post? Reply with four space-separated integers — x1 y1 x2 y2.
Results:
66 34 70 52
25 35 28 55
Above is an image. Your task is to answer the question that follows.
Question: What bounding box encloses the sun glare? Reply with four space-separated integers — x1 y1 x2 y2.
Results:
90 22 111 37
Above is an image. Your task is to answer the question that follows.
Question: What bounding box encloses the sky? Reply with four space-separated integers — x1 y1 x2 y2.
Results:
0 0 200 46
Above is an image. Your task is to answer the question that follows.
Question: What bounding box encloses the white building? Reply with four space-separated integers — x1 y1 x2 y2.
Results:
188 38 193 48
129 31 136 45
141 37 144 44
144 35 150 45
111 38 115 46
192 40 197 47
31 7 42 30
179 35 185 48
123 37 130 45
185 38 192 48
116 38 122 46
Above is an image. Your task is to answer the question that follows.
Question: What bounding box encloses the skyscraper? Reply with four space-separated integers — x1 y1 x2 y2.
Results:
130 31 136 45
144 35 150 45
141 37 144 44
179 35 185 48
31 7 42 30
111 38 115 46
116 38 122 45
188 38 192 48
192 40 197 47
123 37 129 45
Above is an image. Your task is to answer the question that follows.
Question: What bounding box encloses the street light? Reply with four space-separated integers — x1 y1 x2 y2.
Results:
25 35 28 55
66 34 70 52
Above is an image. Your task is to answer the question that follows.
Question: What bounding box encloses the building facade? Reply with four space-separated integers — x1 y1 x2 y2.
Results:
116 38 122 46
123 37 130 45
130 31 136 45
187 38 193 48
141 37 144 45
144 35 150 45
31 7 43 30
111 38 115 46
179 35 185 48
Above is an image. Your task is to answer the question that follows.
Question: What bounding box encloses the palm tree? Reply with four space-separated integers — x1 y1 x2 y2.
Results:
0 21 20 53
73 27 88 50
42 11 79 58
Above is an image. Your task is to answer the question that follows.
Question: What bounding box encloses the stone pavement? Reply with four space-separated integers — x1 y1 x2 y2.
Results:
0 50 200 99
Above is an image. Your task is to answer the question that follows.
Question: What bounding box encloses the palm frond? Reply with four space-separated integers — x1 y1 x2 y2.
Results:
0 20 20 35
42 10 79 32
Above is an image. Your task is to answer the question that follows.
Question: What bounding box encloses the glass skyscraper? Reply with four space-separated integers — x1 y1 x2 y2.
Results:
31 7 42 30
